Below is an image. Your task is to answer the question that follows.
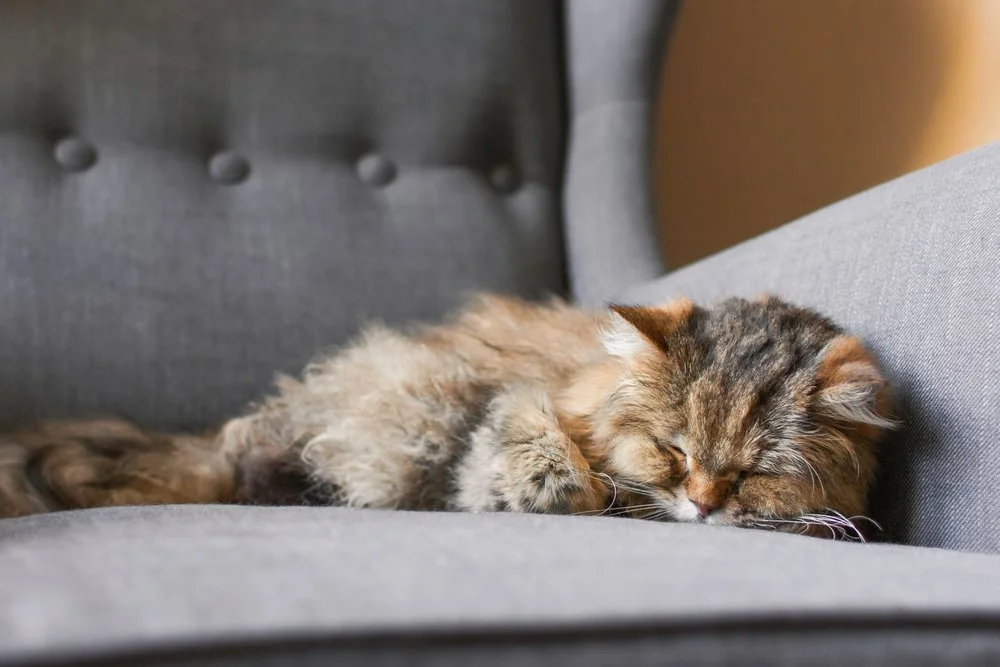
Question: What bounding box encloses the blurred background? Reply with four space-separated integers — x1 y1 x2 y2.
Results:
655 0 1000 267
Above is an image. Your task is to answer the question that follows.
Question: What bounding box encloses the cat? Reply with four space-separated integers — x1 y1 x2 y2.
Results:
0 294 895 539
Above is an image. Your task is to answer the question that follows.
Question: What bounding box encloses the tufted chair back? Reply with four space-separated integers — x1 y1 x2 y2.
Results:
0 0 675 430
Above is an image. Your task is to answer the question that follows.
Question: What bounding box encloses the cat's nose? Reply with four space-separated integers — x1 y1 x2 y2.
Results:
691 500 718 517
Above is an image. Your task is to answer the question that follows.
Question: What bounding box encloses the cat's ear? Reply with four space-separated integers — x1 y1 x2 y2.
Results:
603 298 696 358
814 335 896 429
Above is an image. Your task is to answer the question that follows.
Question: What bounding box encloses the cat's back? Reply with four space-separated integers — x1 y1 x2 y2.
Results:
418 294 606 383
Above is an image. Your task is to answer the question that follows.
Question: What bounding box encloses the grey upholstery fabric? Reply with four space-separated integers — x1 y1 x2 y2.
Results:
563 0 678 307
9 1 1000 665
3 506 1000 667
0 0 669 432
621 140 1000 554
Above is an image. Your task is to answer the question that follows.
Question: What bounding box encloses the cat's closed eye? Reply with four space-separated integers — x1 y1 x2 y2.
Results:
656 438 686 458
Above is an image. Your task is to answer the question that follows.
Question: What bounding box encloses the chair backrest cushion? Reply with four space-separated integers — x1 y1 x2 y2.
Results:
0 0 567 429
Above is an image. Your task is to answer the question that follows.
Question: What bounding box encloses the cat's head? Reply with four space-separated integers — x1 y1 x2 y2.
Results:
591 295 894 539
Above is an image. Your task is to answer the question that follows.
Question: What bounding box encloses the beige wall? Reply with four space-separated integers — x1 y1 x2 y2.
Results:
655 0 1000 268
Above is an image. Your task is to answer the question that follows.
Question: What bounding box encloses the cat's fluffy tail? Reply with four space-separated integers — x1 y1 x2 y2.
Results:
0 419 237 519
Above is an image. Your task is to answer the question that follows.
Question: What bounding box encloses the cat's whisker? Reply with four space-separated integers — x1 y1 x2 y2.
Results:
822 508 856 527
606 503 664 513
786 449 825 497
607 475 654 493
624 505 670 516
629 504 662 518
815 521 839 540
802 429 862 481
575 503 642 516
799 512 848 528
797 515 847 534
758 516 843 540
804 461 825 497
848 514 883 532
816 509 868 542
642 509 674 522
750 521 776 531
796 512 866 542
768 508 874 544
593 471 618 516
830 436 863 481
802 511 856 535
789 521 813 538
582 472 654 496
576 502 667 517
611 485 655 496
575 507 619 516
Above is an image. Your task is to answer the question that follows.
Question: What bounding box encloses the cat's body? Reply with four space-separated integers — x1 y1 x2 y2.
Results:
0 294 895 538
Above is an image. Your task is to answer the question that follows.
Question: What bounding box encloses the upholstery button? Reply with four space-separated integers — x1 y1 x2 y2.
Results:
54 137 98 172
357 154 396 187
208 151 251 185
489 164 519 193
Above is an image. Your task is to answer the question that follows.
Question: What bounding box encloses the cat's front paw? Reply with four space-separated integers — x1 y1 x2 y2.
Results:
498 429 606 515
453 385 609 515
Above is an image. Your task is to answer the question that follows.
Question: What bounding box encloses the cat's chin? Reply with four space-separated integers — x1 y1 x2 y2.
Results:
675 506 739 527
639 492 866 539
646 490 755 528
634 489 817 532
645 488 725 524
668 498 704 523
665 486 712 525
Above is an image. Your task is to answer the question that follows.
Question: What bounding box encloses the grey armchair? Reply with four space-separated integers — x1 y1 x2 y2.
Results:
2 2 1000 666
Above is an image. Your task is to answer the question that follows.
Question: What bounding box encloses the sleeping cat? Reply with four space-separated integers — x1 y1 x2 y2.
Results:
0 294 895 539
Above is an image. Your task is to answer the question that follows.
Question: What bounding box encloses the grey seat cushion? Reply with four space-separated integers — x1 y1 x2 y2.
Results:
623 140 1000 554
2 506 1000 667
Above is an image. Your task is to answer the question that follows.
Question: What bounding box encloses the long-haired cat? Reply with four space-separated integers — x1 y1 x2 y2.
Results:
0 294 895 539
